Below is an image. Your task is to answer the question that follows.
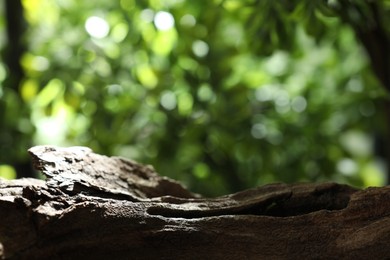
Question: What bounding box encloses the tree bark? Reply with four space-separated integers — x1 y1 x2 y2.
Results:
1 146 390 259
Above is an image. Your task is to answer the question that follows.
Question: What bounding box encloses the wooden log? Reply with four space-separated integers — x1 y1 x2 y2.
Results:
1 146 390 259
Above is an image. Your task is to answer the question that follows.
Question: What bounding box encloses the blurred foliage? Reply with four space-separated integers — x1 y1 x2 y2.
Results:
0 0 389 196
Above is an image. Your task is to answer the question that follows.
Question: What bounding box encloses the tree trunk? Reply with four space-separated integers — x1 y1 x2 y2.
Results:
1 146 390 259
2 0 35 179
337 0 390 184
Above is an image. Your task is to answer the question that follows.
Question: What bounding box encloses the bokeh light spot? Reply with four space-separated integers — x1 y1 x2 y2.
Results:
180 14 196 27
0 165 17 180
291 96 307 113
160 91 177 110
154 11 175 31
192 40 209 58
85 16 110 39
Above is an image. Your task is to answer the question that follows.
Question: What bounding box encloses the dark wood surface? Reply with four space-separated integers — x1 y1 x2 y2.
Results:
1 146 390 259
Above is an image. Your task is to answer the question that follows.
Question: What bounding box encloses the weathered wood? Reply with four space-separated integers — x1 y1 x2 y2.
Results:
1 146 390 259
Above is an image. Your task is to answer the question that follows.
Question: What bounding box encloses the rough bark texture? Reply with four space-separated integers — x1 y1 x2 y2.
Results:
1 146 390 259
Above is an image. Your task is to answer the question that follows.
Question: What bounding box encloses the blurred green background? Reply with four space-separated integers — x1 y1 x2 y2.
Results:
1 0 390 196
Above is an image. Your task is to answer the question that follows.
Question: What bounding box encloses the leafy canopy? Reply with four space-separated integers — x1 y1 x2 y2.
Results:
0 0 388 196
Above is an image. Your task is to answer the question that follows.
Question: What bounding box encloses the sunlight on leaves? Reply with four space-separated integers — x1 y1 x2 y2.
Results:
0 165 16 180
152 29 178 55
136 65 158 89
21 79 39 102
